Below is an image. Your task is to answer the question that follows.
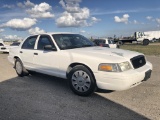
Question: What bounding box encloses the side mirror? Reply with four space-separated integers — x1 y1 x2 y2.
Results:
44 45 57 51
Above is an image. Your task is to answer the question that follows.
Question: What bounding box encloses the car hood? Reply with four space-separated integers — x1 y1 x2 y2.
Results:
66 46 143 62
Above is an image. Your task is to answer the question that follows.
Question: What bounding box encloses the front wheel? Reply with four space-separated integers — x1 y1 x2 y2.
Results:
15 58 29 77
68 65 96 96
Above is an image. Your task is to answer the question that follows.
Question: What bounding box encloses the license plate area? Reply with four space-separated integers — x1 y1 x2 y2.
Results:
142 70 152 81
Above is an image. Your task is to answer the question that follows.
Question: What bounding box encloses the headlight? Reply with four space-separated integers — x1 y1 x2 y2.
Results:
98 63 121 72
118 61 132 72
98 61 132 72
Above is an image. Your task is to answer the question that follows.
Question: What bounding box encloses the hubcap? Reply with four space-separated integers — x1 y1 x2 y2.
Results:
71 70 91 92
16 61 22 74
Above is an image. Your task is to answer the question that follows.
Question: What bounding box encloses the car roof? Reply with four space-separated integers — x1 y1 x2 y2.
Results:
30 32 76 36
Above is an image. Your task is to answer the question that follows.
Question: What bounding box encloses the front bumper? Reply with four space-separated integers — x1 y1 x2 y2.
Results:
94 61 152 91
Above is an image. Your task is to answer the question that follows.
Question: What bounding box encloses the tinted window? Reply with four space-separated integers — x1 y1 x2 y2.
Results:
10 42 20 46
101 40 105 44
22 36 37 49
93 40 99 45
0 43 4 46
93 39 105 45
37 35 55 50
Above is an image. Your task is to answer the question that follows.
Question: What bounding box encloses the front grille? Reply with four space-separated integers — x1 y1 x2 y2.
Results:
130 55 146 69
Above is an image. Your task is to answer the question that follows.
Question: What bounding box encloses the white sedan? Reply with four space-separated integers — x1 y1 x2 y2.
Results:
93 38 117 48
8 33 152 96
0 42 9 53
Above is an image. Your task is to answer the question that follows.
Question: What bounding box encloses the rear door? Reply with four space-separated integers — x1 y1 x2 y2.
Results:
20 35 38 69
33 35 60 77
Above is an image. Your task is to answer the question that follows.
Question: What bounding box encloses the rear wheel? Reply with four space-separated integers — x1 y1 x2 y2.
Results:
15 58 29 77
68 65 96 96
143 39 149 46
117 41 123 45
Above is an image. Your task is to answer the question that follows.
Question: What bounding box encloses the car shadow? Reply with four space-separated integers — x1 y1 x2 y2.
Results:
0 73 149 120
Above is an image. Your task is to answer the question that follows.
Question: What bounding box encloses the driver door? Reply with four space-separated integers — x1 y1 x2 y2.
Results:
33 35 60 77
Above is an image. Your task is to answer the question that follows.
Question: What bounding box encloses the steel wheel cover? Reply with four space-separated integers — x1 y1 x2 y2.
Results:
16 61 22 74
71 70 91 92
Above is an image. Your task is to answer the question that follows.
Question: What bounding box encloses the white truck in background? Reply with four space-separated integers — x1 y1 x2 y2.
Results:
144 31 160 42
114 32 154 46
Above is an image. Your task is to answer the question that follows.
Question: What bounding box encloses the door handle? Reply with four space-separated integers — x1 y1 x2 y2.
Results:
34 53 38 55
20 51 23 53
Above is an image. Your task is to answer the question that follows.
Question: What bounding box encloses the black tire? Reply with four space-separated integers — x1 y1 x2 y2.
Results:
15 58 29 77
143 39 149 46
117 41 123 45
68 65 96 96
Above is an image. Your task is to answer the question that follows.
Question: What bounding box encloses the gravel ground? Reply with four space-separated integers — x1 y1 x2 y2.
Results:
0 53 159 120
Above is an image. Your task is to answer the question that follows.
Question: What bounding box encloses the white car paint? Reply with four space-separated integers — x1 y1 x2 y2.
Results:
8 33 152 92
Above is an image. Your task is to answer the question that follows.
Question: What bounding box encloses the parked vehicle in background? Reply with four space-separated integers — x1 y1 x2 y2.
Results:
114 32 153 46
0 41 9 53
8 33 152 96
144 31 160 42
10 42 21 46
0 41 21 53
93 38 117 48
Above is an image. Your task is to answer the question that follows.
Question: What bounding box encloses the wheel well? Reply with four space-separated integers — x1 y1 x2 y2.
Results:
13 56 19 67
14 56 19 61
66 63 95 80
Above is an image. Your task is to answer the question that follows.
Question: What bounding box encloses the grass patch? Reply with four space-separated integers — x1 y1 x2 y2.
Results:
120 44 160 56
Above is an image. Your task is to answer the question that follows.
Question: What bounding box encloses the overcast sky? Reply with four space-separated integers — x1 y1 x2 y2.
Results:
0 0 160 40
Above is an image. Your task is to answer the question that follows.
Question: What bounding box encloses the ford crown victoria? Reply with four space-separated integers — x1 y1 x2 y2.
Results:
8 33 152 96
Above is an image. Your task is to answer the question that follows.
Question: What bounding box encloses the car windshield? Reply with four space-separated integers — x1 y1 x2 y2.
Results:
52 34 94 50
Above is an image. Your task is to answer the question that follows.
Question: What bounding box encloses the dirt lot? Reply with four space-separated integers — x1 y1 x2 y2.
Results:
0 54 160 120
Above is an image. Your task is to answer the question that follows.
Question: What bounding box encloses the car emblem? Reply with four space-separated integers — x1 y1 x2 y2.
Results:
139 60 143 64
